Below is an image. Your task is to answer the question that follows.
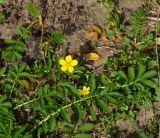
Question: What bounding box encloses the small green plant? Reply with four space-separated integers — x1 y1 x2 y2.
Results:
25 3 41 17
130 8 147 38
1 39 25 62
48 32 65 44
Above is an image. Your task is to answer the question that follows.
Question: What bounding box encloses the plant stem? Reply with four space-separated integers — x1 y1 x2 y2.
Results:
155 11 160 87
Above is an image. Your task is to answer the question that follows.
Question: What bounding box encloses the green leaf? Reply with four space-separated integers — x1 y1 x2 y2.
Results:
118 70 128 80
148 60 157 69
1 102 12 108
58 82 80 98
128 67 135 82
142 70 157 79
13 64 19 73
25 3 41 17
0 122 7 134
0 67 6 76
86 104 96 121
19 72 31 78
104 94 117 104
19 64 27 73
73 133 90 138
137 64 146 79
49 116 56 132
49 32 65 43
155 87 160 100
78 123 94 132
14 27 30 39
141 79 157 88
100 74 109 86
0 96 7 103
88 74 96 94
60 109 72 123
0 107 9 114
0 12 4 22
72 104 83 123
13 127 26 138
122 86 132 94
0 0 4 4
42 121 49 134
95 98 110 113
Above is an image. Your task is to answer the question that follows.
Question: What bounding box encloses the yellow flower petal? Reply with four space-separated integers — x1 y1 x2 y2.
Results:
71 60 78 66
68 66 74 73
65 55 72 63
87 87 90 91
83 86 87 90
59 59 67 66
61 66 67 72
79 86 90 96
79 91 83 95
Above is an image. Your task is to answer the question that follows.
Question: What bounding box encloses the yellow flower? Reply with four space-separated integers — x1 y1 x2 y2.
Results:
79 86 90 96
59 55 78 73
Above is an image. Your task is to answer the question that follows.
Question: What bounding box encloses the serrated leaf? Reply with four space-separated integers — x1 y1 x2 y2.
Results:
1 102 12 108
0 122 7 134
19 72 31 78
19 64 27 73
78 123 94 132
0 95 7 103
86 104 96 121
128 67 135 82
0 106 9 113
100 74 110 86
58 82 80 98
13 127 26 138
0 67 6 76
104 94 117 104
25 3 41 17
95 98 110 113
49 116 56 132
122 86 132 94
72 104 83 123
13 64 19 73
142 70 157 79
60 109 71 123
118 70 128 80
42 121 49 134
74 133 90 138
148 60 157 69
137 64 146 79
49 32 65 44
141 79 157 88
88 74 96 94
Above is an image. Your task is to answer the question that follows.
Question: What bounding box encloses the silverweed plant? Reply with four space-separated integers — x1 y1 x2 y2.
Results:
0 2 159 138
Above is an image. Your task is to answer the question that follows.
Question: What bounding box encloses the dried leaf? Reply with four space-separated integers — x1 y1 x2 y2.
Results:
22 80 29 89
90 24 102 33
104 22 111 31
101 30 108 42
85 32 99 41
85 53 101 61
